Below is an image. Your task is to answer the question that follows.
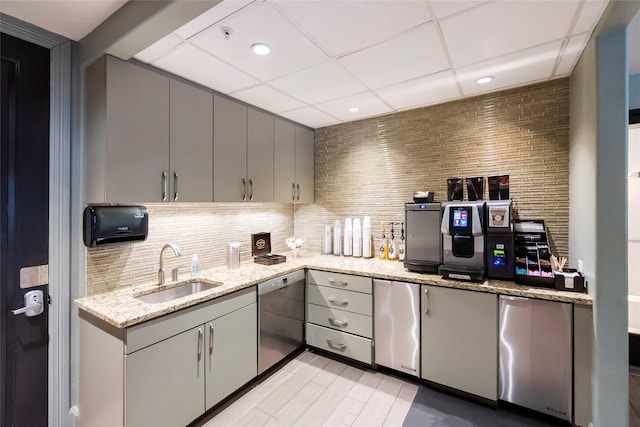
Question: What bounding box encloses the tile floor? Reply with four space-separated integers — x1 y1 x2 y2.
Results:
201 350 418 427
631 366 640 426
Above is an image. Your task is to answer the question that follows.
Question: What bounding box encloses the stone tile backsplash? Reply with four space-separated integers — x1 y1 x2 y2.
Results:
86 79 569 295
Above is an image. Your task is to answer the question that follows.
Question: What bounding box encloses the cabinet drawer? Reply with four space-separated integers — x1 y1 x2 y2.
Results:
306 270 372 294
306 323 372 365
307 284 372 316
308 303 372 338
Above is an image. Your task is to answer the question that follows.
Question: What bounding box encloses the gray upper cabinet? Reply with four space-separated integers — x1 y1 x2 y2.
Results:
214 96 248 202
274 118 314 203
86 55 170 203
214 96 275 202
169 79 213 202
247 108 275 202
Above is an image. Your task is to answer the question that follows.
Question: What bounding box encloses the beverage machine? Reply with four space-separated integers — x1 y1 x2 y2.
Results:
485 200 515 280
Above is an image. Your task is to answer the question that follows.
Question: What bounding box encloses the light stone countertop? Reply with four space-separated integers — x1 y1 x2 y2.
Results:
75 252 592 329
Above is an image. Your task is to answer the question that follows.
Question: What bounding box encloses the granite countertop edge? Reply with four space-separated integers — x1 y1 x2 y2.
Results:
75 253 593 329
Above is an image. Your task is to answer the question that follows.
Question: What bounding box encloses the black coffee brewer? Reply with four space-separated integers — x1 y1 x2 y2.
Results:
485 200 515 280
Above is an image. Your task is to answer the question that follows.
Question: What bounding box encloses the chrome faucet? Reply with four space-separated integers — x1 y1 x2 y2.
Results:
158 243 182 285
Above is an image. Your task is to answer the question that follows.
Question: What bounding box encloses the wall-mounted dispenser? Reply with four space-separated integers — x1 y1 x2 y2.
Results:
83 205 148 247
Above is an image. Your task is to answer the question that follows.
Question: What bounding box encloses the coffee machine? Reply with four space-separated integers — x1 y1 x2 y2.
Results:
439 201 486 281
485 200 515 280
404 202 442 273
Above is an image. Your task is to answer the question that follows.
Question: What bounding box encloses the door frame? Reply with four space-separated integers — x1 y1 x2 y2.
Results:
0 13 77 427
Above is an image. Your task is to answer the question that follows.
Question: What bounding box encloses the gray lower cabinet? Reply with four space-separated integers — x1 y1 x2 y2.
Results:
274 118 314 203
79 287 257 427
305 270 372 364
421 285 498 401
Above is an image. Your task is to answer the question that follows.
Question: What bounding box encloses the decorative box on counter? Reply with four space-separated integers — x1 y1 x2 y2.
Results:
554 269 587 293
251 232 286 265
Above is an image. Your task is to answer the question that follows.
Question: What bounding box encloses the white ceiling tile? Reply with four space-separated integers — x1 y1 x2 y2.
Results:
190 2 328 81
338 24 449 89
573 0 608 34
429 0 488 20
457 41 563 96
270 61 367 105
376 70 460 110
174 0 254 39
230 85 305 113
440 1 580 68
152 43 258 93
274 0 432 56
134 33 184 64
555 33 589 76
279 106 339 129
315 92 392 122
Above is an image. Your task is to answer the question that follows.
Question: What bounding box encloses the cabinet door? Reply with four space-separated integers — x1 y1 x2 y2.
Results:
125 326 205 427
214 95 247 201
274 118 296 202
104 56 170 202
421 285 498 401
205 303 257 410
170 79 213 202
247 108 274 202
295 125 314 203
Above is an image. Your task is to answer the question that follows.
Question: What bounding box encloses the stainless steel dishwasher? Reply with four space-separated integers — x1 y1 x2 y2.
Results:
373 279 421 377
258 269 305 374
499 296 573 421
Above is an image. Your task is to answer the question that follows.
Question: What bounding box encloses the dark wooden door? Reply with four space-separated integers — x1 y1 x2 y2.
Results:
1 32 50 427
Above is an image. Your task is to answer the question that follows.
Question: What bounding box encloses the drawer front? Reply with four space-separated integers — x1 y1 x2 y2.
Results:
308 303 372 338
306 323 372 364
307 284 372 316
306 270 372 294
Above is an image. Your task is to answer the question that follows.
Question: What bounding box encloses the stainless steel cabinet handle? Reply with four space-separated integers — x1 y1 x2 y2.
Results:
328 317 348 327
327 296 348 306
242 178 247 201
296 183 300 201
327 339 347 351
209 323 214 355
424 288 430 316
249 178 253 201
292 182 296 202
328 278 348 286
161 171 167 201
197 328 203 360
173 172 178 201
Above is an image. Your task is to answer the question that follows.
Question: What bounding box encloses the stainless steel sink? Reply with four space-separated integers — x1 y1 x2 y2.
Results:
136 281 223 304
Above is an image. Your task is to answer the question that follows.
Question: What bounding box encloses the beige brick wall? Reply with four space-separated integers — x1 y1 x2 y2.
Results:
85 203 293 295
295 79 570 260
86 79 570 295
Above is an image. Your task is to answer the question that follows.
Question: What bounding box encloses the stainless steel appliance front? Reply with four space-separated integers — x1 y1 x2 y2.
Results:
499 296 573 421
373 279 420 377
258 270 305 374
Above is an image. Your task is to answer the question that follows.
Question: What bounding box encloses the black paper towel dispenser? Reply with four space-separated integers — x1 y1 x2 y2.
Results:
83 205 148 247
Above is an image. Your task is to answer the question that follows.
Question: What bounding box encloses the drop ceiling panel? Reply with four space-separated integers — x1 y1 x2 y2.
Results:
190 1 328 81
274 0 432 56
429 0 488 20
153 43 257 93
574 0 608 34
174 0 253 39
315 92 392 122
269 60 367 105
376 70 460 110
135 33 184 64
230 85 305 113
440 1 579 68
555 34 589 76
338 24 449 90
457 41 563 96
280 106 337 129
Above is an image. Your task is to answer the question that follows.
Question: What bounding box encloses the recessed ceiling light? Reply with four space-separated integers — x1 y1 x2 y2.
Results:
251 43 271 56
348 107 360 113
476 76 493 85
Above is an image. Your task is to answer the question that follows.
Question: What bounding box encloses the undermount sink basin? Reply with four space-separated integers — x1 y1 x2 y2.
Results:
136 281 223 304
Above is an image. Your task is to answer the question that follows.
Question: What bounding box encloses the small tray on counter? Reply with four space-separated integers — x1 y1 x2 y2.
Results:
554 269 587 293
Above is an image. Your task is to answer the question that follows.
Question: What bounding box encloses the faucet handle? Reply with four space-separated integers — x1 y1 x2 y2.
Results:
171 267 179 282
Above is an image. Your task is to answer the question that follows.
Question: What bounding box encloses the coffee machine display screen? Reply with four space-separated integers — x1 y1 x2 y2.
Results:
450 207 472 232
